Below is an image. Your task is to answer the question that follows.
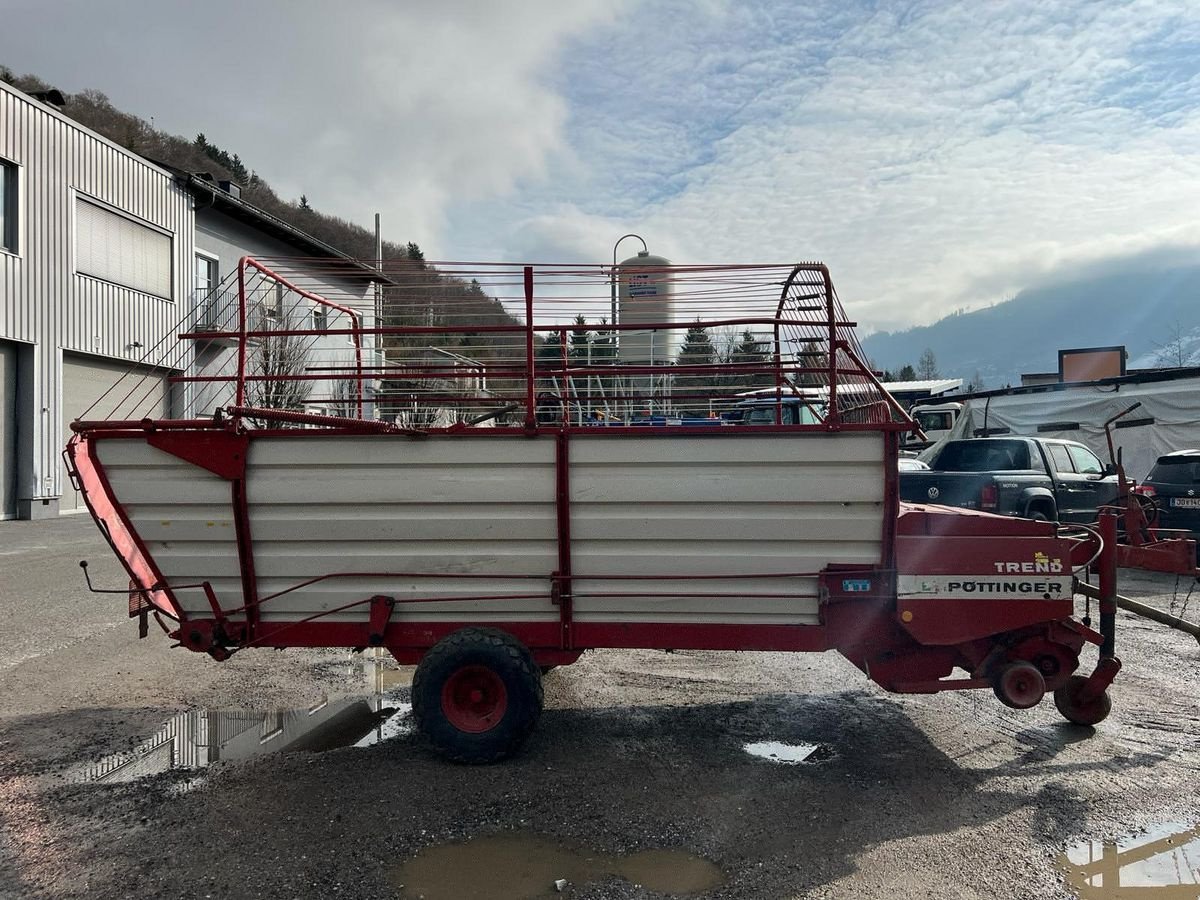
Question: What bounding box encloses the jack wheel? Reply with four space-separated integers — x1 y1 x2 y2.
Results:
992 661 1046 709
412 627 543 764
1053 674 1113 726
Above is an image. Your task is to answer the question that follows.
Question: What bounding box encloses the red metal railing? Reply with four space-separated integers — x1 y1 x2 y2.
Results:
73 256 913 435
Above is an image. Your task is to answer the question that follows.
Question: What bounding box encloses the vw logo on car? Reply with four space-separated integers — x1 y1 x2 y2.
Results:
928 486 940 500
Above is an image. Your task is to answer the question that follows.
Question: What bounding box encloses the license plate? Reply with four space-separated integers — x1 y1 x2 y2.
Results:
1172 497 1200 508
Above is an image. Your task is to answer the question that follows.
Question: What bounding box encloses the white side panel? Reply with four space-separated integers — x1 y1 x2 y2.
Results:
244 437 558 623
99 432 886 630
98 439 241 615
569 433 885 625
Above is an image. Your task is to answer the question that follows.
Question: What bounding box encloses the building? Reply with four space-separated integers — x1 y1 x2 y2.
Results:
0 81 382 519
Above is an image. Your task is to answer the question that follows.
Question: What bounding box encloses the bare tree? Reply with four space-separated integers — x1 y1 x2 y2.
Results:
917 348 940 380
328 375 360 418
245 307 312 414
1153 321 1190 368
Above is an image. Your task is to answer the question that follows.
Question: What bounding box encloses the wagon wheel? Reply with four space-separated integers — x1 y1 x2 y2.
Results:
412 627 543 764
991 661 1046 709
1053 674 1113 727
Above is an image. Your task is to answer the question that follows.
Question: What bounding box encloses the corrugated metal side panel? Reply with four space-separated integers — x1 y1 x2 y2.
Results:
97 433 885 630
244 437 559 623
569 433 885 625
0 83 194 504
99 439 240 614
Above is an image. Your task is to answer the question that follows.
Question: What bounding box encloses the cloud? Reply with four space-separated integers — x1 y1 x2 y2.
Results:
5 0 1200 334
0 0 624 244
446 0 1200 332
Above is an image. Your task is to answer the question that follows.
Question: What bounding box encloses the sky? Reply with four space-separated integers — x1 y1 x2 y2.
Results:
2 0 1200 333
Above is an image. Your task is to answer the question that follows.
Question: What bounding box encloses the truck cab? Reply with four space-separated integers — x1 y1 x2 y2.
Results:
908 401 962 447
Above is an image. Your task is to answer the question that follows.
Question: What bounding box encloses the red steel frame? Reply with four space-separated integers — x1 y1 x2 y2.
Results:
65 257 1124 700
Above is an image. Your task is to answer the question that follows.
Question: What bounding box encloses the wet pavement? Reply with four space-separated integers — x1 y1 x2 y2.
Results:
1060 823 1200 898
390 831 726 899
2 516 1200 899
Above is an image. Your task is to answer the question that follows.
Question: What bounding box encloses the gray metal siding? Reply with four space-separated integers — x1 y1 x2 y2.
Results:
0 82 194 507
60 352 169 512
0 339 15 518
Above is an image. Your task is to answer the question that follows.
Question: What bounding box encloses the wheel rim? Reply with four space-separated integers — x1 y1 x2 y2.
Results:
999 663 1045 708
441 665 509 733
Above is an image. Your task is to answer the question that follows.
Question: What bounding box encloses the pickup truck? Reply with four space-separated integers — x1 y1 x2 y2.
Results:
899 437 1120 522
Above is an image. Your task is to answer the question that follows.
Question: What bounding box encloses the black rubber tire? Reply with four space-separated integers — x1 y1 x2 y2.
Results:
1053 674 1113 726
1026 505 1056 523
412 627 543 764
992 660 1046 709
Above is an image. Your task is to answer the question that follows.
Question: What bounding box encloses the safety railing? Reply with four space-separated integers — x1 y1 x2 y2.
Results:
72 256 913 434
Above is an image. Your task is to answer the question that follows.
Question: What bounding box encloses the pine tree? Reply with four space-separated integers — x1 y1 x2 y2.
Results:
569 315 592 362
677 322 716 368
299 194 311 211
898 364 917 381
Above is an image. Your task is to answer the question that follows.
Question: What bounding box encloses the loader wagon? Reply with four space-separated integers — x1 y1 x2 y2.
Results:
67 258 1127 762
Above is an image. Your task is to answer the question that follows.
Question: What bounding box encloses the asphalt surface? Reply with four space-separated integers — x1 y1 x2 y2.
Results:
1 516 1199 899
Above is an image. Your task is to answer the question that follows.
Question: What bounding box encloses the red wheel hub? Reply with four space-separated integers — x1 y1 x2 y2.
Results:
995 661 1046 709
441 665 509 733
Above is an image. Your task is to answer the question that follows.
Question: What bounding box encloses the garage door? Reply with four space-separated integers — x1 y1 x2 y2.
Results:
61 353 169 513
0 341 16 520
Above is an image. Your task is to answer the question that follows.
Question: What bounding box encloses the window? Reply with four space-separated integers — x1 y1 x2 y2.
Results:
935 440 1031 472
194 253 219 327
195 254 218 296
916 411 954 431
1047 444 1074 474
1067 445 1104 475
1149 456 1200 485
0 159 17 253
75 197 173 298
312 306 327 330
264 282 284 319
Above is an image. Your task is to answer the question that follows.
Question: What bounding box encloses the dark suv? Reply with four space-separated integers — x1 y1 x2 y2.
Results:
1137 450 1200 538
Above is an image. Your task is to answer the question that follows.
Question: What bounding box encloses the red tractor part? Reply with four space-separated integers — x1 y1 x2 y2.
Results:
992 661 1046 709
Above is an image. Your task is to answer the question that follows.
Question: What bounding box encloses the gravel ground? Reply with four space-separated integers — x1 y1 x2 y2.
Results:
1 517 1198 899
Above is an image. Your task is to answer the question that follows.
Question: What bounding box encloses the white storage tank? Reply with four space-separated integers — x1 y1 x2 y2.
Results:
617 251 674 365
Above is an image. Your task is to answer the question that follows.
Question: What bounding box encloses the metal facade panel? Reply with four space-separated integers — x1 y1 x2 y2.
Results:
61 354 168 511
0 340 15 518
0 83 194 508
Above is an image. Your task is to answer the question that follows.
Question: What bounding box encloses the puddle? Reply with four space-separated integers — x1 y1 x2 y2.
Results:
390 831 725 900
81 697 412 784
743 740 821 764
1060 823 1200 897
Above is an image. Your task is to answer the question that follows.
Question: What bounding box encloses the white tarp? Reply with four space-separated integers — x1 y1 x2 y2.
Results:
952 377 1200 480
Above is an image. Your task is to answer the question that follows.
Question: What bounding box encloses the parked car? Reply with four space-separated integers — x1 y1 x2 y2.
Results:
724 395 826 425
899 436 1120 522
1135 450 1200 539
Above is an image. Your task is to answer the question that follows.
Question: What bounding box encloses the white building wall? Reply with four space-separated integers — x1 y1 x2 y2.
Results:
0 81 194 516
191 208 378 419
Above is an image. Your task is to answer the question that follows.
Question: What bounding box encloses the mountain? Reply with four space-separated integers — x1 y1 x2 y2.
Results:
861 261 1200 388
